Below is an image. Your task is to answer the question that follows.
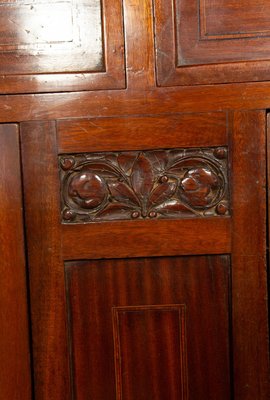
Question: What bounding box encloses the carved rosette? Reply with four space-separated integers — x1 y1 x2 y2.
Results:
59 147 229 223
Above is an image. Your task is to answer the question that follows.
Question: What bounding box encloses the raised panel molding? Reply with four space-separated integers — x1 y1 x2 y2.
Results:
0 0 125 93
154 0 270 85
112 305 188 400
59 147 229 223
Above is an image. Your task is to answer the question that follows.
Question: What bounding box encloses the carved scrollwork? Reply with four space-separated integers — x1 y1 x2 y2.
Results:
59 147 229 223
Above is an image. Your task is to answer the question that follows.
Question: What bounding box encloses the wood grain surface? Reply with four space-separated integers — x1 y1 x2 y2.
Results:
21 121 70 400
3 1 270 399
0 125 32 400
231 111 270 399
66 255 231 400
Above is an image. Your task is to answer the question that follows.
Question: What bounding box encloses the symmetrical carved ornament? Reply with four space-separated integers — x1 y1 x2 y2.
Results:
59 147 229 223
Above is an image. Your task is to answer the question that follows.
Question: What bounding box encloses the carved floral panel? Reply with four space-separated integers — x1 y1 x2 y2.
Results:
59 147 229 223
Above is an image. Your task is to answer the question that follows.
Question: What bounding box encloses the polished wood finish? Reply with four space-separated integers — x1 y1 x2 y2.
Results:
200 0 270 38
21 121 70 400
57 113 228 153
66 256 231 400
2 1 270 399
0 125 32 400
21 110 269 398
0 0 125 93
231 111 269 399
2 81 270 122
62 218 231 260
154 0 270 85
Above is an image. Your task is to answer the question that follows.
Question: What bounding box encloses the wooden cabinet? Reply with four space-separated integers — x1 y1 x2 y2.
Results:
0 1 269 400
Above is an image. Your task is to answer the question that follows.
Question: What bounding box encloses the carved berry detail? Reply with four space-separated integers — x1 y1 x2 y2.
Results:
213 147 227 160
216 202 229 215
60 157 75 170
62 209 76 221
68 172 107 209
59 147 229 223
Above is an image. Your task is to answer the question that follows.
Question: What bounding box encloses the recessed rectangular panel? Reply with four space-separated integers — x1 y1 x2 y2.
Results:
0 0 103 68
65 255 231 399
0 2 73 47
176 0 270 65
200 0 270 39
113 305 187 400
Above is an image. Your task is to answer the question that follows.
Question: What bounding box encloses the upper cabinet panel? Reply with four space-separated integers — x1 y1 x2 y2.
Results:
154 0 270 85
0 0 125 93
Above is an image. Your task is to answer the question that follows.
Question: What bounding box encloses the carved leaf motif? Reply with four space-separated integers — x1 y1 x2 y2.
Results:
117 153 137 174
148 181 177 206
83 162 120 177
107 181 140 206
146 150 168 172
131 154 154 200
154 199 196 215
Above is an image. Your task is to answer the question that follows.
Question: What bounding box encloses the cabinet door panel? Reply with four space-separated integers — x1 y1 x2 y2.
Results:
0 0 125 93
21 111 269 399
154 0 270 85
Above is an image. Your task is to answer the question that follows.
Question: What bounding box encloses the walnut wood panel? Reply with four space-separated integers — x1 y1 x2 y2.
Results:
154 0 270 86
65 255 231 400
62 218 231 260
0 125 32 399
21 121 71 400
57 113 228 153
231 111 270 399
0 0 125 93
